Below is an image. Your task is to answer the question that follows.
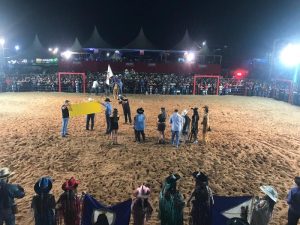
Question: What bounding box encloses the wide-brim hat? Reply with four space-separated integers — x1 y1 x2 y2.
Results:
88 98 94 102
192 171 208 183
295 177 300 186
181 109 188 116
165 174 181 184
191 107 198 111
134 185 151 199
0 167 15 180
104 98 111 102
137 108 144 114
62 177 79 191
34 177 53 194
260 185 278 202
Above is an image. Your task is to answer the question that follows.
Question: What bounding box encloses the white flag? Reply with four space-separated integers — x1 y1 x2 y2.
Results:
106 64 114 85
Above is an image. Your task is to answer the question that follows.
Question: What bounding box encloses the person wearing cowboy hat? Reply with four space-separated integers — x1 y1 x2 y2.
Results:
56 177 81 225
119 95 132 124
159 174 185 225
181 109 191 144
187 172 213 225
169 109 184 148
157 107 167 144
134 108 146 142
31 177 55 225
0 167 25 225
61 100 71 137
101 98 112 134
132 184 153 225
287 176 300 225
201 106 210 144
190 107 199 144
250 185 278 225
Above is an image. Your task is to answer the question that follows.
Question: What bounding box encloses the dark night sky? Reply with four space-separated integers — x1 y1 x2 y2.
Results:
0 0 300 62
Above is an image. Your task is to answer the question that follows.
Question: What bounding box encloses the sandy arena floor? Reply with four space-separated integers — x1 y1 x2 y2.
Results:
0 92 300 225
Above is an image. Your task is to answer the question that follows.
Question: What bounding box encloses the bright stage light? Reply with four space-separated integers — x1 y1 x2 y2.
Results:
15 45 20 51
106 52 110 57
202 41 206 46
61 50 72 59
48 48 53 52
186 52 195 62
53 48 59 54
280 43 300 67
0 38 5 47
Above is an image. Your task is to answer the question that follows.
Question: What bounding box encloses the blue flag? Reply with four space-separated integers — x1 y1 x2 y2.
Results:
212 196 254 225
81 194 132 225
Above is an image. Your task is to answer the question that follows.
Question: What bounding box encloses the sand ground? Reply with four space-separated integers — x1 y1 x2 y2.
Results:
0 92 299 225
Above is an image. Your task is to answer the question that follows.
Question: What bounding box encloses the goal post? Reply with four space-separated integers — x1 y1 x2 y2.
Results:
58 72 86 93
193 75 220 95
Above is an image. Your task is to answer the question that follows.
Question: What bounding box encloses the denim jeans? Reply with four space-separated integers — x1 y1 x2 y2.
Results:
61 118 69 136
0 209 15 225
86 114 95 130
288 208 300 225
171 131 180 147
105 114 111 133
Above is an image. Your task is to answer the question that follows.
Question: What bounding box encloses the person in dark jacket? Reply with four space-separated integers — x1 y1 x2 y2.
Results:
61 100 70 137
110 108 119 144
31 177 55 225
190 108 199 144
0 167 25 225
157 107 166 144
187 172 213 225
287 177 300 225
119 95 132 124
181 109 190 144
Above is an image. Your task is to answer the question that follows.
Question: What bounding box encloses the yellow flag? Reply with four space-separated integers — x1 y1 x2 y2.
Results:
69 102 102 117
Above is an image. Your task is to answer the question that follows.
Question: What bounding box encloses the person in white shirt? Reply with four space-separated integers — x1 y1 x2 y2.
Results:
92 79 99 95
169 109 183 148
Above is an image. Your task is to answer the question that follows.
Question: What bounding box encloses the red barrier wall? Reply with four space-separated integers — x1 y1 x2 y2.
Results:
58 61 221 74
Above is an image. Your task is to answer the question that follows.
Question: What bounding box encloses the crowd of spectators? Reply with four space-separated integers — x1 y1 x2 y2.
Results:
0 70 299 106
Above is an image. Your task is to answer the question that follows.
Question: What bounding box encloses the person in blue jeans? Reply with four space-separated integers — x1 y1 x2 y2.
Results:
61 100 70 137
169 109 183 148
0 167 25 225
287 177 300 225
101 98 112 134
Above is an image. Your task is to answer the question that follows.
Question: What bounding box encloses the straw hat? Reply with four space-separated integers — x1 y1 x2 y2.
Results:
260 185 278 202
181 109 188 116
0 167 15 180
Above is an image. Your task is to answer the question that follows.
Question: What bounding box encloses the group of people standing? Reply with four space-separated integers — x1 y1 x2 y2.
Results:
2 167 300 225
60 95 210 147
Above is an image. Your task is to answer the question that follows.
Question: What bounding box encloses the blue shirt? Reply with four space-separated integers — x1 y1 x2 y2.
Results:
135 114 145 131
287 186 300 214
103 102 112 115
0 180 25 211
169 113 183 132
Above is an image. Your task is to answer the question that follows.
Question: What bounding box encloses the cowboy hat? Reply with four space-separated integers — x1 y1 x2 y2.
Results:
137 108 144 114
88 97 94 102
260 185 278 202
192 171 208 183
181 109 188 116
134 185 151 199
62 177 79 191
34 177 53 194
165 174 181 184
104 98 111 102
0 167 15 179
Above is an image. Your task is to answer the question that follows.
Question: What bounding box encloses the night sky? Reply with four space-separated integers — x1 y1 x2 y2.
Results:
0 0 300 63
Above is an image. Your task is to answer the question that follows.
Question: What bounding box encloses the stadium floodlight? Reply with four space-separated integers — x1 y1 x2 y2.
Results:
280 43 300 67
202 41 206 46
0 38 5 47
106 52 110 57
48 48 53 52
53 47 59 54
115 50 120 54
186 52 195 62
15 45 20 51
61 50 72 59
